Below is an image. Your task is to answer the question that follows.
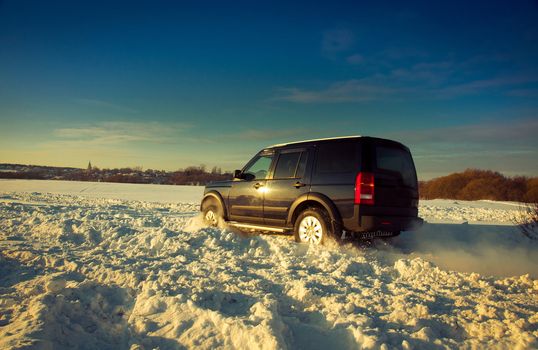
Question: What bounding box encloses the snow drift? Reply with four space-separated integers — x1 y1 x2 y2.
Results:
0 180 537 349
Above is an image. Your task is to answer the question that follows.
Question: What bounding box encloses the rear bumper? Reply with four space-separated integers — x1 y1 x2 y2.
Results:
354 215 423 232
342 205 423 232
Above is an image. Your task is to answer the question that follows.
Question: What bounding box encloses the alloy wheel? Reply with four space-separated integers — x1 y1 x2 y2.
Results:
298 215 323 244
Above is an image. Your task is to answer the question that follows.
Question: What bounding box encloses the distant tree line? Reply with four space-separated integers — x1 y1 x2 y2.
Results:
419 169 538 203
0 163 232 186
3 163 537 202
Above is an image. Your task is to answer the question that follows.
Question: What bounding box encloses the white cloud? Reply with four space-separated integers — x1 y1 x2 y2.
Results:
49 121 189 147
346 54 364 65
436 75 538 98
321 29 355 55
275 79 403 103
392 118 538 145
74 98 139 114
385 118 538 179
506 88 538 98
274 62 538 104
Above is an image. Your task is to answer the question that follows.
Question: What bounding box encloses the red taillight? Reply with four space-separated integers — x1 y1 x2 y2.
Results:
355 172 374 205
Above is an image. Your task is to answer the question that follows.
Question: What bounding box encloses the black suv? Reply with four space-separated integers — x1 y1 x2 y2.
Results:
201 136 422 244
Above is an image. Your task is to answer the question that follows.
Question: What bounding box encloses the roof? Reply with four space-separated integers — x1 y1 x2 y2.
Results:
268 135 362 148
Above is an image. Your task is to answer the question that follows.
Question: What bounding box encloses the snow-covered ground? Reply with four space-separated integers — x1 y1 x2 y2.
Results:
0 179 537 349
0 179 203 203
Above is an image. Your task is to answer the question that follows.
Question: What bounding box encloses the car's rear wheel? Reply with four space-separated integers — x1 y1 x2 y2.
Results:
201 197 223 227
294 208 330 245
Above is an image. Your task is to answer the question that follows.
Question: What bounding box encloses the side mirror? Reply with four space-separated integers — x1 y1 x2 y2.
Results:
243 173 255 181
233 169 242 179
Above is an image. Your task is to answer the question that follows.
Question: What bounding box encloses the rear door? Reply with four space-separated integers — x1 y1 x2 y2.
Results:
264 147 312 226
373 143 419 209
310 140 362 220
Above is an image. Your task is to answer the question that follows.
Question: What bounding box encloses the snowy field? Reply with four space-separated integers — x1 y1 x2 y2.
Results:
0 179 537 349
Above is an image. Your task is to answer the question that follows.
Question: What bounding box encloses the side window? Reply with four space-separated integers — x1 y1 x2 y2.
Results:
315 141 359 173
274 152 302 178
244 155 273 180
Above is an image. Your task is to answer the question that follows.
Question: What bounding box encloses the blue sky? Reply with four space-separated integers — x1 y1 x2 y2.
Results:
1 0 537 179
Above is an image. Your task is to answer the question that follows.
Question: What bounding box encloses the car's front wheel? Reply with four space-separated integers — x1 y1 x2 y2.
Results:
201 197 223 227
294 208 330 245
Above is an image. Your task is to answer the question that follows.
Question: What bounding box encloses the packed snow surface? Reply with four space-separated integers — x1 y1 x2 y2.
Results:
0 180 537 349
0 179 203 203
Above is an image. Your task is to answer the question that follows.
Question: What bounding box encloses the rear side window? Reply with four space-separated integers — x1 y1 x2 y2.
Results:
274 152 301 178
376 146 417 188
273 151 308 178
315 141 360 173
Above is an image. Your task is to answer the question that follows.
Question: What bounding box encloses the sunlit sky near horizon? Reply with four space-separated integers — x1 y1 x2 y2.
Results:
1 0 537 179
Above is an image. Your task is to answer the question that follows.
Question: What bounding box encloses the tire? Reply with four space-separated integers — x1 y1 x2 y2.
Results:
293 207 331 245
201 197 223 227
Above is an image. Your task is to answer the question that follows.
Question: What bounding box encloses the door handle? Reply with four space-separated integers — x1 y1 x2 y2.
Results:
253 182 263 189
293 181 306 188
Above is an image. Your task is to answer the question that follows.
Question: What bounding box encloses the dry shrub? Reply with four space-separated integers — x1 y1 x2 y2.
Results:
513 203 538 240
420 168 537 202
459 177 504 200
525 178 538 203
